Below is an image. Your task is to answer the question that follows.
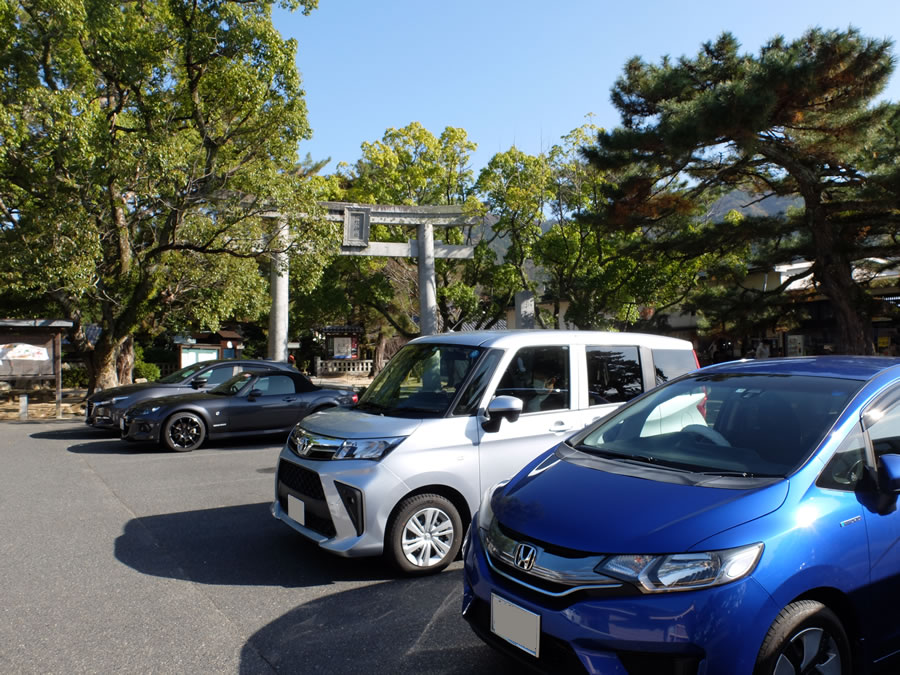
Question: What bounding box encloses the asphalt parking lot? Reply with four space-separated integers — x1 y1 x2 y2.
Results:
0 420 518 674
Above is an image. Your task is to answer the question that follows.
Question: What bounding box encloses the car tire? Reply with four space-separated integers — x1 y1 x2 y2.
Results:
387 493 462 575
754 600 851 675
162 412 206 452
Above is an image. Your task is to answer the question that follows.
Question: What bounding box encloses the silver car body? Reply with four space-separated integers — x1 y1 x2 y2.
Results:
273 330 698 558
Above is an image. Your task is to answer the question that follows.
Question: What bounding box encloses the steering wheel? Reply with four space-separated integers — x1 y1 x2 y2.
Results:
681 424 731 447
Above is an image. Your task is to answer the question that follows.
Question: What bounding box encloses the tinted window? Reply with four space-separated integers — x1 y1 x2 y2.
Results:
202 366 236 386
159 363 209 384
497 346 570 414
652 348 697 386
453 350 503 416
586 346 643 405
254 375 296 395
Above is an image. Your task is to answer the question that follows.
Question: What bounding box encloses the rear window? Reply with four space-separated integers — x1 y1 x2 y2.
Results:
652 348 697 386
586 346 643 405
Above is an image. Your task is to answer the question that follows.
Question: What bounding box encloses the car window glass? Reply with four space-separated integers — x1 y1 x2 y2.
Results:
202 366 236 386
358 345 484 417
453 350 503 416
652 348 697 386
497 346 570 414
577 374 861 477
817 425 867 491
867 402 900 458
254 375 296 395
586 346 642 405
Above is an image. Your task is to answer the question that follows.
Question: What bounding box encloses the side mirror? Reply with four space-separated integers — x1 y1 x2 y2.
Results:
191 378 208 390
481 395 523 433
248 388 264 401
879 453 900 493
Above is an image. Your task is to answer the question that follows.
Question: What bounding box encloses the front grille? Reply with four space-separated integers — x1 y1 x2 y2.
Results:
277 459 335 537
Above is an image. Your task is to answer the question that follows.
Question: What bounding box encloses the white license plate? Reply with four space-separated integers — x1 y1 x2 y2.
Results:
491 593 540 657
287 495 306 526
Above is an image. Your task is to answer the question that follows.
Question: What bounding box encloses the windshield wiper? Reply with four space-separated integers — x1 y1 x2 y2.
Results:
573 445 688 471
696 470 780 478
356 401 387 413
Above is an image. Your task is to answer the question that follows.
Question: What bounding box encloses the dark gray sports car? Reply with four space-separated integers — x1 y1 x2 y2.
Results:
86 358 295 430
120 369 357 451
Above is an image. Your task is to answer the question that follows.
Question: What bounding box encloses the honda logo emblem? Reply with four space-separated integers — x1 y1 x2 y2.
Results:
514 543 537 571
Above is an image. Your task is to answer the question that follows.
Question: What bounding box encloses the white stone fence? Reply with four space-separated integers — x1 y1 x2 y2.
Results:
314 357 373 376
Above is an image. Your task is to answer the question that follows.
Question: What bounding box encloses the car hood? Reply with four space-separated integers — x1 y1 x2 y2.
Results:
88 383 158 402
493 451 789 554
298 407 422 439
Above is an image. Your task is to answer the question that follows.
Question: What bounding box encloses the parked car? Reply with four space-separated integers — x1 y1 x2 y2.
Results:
272 330 698 574
463 355 900 675
121 369 357 452
85 358 295 430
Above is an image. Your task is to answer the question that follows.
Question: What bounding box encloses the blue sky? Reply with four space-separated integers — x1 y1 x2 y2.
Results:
274 0 900 175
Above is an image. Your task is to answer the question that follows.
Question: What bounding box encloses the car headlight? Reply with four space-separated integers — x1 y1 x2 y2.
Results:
333 437 405 460
287 426 405 460
477 480 509 531
596 543 763 593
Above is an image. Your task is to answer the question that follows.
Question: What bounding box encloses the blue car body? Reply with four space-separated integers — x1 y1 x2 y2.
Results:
463 356 900 674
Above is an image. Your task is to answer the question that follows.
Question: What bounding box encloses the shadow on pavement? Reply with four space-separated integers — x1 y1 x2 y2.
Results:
30 425 118 441
239 569 518 675
115 502 394 588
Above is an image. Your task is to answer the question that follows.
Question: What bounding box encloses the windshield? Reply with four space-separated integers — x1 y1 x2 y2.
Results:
357 344 485 417
158 363 210 384
572 372 863 477
210 372 254 396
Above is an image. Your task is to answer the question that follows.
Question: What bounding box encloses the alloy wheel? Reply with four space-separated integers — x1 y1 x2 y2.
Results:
773 627 841 675
401 506 455 567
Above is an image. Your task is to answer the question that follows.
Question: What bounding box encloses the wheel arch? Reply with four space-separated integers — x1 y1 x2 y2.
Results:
384 483 472 548
789 587 863 659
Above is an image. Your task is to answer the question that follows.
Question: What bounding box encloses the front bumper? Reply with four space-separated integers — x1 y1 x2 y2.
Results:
462 520 777 675
85 400 120 429
120 412 162 443
272 444 410 558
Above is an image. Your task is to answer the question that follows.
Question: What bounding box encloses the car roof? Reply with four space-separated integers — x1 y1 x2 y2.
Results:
407 330 694 350
198 358 293 370
699 355 900 381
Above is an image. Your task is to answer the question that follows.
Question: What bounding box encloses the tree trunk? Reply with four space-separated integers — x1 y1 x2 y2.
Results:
116 336 135 385
89 334 128 391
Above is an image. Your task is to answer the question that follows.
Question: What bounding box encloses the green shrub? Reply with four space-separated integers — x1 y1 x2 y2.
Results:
62 365 89 388
134 344 161 381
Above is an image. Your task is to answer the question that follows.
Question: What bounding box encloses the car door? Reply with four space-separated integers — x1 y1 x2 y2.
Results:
478 345 582 493
228 374 304 432
858 395 900 658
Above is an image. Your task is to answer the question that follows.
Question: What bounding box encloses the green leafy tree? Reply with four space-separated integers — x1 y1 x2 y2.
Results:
0 0 337 390
583 28 900 354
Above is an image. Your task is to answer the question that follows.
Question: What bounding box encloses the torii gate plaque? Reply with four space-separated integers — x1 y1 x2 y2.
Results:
267 202 478 360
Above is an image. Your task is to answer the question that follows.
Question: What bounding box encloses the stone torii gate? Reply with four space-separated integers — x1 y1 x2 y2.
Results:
268 202 479 361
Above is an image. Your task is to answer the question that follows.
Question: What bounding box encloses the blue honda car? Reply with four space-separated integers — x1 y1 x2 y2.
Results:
463 356 900 675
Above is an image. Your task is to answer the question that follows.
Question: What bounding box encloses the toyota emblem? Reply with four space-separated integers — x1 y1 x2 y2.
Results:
514 543 537 571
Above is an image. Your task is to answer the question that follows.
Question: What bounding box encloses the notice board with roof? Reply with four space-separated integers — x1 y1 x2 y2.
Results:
0 319 73 417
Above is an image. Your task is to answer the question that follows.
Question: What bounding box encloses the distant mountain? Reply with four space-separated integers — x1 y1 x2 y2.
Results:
706 190 802 222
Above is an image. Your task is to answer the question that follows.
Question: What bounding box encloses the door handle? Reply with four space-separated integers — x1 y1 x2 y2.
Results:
549 421 573 433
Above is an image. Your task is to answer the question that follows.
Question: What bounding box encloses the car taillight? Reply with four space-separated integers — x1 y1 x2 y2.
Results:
351 393 358 403
692 350 700 369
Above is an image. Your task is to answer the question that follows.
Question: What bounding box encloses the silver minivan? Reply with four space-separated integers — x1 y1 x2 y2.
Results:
272 330 698 574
